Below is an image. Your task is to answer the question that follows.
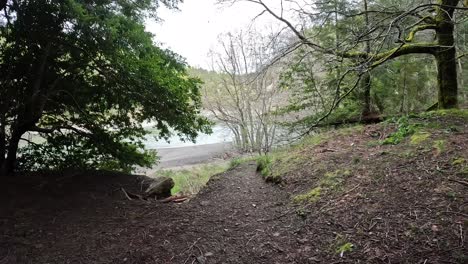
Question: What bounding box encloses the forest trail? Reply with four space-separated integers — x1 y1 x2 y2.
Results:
0 162 302 264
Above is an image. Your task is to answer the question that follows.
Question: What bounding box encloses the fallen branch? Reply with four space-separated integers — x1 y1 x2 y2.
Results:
449 179 468 187
121 187 144 200
159 195 189 203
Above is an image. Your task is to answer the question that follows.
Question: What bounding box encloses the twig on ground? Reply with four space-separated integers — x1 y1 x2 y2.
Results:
449 179 468 187
246 233 258 245
194 245 206 264
120 187 144 200
177 237 201 263
459 223 464 247
121 188 133 200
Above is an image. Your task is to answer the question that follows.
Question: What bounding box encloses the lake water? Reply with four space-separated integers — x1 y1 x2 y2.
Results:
142 124 233 149
21 123 234 150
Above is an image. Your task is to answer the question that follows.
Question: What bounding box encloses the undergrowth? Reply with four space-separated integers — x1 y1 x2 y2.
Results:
382 116 418 145
157 163 228 195
229 156 256 169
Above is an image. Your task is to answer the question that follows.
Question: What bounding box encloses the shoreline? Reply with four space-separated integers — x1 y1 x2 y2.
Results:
137 142 235 176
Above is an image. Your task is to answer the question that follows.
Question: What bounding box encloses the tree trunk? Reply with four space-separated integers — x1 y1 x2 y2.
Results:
0 115 5 168
458 59 465 102
0 131 22 176
361 71 372 117
361 0 373 117
434 0 458 109
435 52 458 109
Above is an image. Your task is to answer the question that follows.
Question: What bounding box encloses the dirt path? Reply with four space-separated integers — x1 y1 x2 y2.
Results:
0 162 305 264
159 162 298 264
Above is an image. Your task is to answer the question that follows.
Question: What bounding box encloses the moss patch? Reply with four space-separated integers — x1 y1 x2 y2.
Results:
292 187 322 203
452 157 466 166
294 133 329 149
293 169 352 204
432 140 446 155
410 131 431 145
420 109 468 119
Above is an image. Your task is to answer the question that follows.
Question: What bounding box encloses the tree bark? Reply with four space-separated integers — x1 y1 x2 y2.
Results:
0 114 6 172
0 131 22 176
434 0 458 109
435 52 458 108
361 71 372 116
361 0 373 117
0 42 52 176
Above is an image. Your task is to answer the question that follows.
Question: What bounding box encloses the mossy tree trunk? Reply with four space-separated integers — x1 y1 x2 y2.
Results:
435 51 458 109
361 0 373 117
361 71 372 116
434 0 459 109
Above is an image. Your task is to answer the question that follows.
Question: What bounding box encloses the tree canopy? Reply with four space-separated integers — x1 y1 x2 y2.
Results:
0 0 211 175
218 0 467 132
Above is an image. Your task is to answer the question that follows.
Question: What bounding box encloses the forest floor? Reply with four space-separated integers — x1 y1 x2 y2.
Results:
0 110 467 264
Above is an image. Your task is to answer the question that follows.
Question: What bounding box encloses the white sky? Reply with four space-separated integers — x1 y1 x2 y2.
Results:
145 0 278 69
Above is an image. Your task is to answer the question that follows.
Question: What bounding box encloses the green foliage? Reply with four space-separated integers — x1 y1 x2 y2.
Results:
157 163 228 195
433 140 446 155
410 131 431 145
336 242 354 256
1 0 211 173
274 0 466 132
256 155 272 177
372 55 437 115
452 157 466 166
382 116 418 145
419 109 468 119
293 133 328 149
229 157 244 169
229 156 256 169
321 169 351 189
293 169 351 204
331 233 354 257
18 135 157 173
254 154 282 183
292 187 322 203
459 167 468 179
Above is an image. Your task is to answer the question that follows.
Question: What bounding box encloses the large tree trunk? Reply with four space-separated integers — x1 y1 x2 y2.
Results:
0 130 23 176
435 0 458 109
0 115 5 168
435 51 458 109
0 42 52 176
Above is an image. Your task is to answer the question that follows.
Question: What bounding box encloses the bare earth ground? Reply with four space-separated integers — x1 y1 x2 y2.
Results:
0 114 467 263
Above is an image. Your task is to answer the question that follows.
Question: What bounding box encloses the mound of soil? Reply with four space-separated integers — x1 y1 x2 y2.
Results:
0 113 466 263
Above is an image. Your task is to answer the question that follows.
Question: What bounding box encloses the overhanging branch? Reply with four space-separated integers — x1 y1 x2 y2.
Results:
370 43 441 68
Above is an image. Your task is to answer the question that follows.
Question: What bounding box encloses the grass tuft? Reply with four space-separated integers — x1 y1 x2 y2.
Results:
157 163 228 195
